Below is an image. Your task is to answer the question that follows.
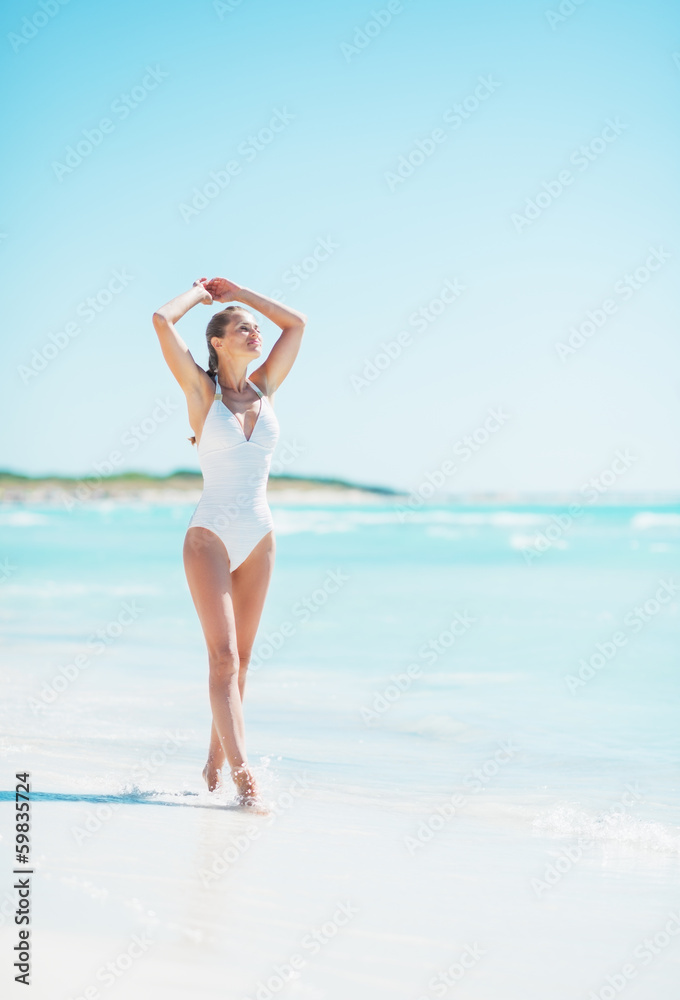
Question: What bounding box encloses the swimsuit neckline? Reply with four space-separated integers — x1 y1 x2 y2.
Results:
214 376 265 443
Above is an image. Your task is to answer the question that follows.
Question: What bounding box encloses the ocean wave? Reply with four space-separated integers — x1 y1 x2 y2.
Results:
509 533 536 550
441 672 529 685
404 510 550 527
0 511 50 526
272 508 553 535
425 526 463 539
509 533 568 550
0 785 242 811
273 509 375 535
392 715 472 739
533 802 680 854
2 582 160 598
631 513 680 531
434 512 550 526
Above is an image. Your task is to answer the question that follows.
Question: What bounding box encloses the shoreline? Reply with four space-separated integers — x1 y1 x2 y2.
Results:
0 471 678 509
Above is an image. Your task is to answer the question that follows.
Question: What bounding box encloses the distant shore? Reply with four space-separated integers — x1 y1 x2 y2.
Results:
0 471 405 506
0 471 678 508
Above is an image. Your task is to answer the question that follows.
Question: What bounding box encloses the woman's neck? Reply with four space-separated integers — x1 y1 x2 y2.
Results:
216 362 250 393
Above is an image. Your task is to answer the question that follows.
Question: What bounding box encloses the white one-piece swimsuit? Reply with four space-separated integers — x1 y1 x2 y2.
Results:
187 374 280 570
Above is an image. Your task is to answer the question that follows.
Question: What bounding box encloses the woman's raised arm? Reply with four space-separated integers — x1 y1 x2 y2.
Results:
152 280 213 394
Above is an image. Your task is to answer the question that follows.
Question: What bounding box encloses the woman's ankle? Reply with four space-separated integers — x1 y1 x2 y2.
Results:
231 764 256 788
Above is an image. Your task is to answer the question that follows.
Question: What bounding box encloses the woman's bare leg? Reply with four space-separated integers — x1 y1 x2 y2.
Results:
204 530 276 784
183 526 271 803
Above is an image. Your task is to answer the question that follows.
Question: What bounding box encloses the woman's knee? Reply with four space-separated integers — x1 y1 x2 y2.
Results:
208 644 240 681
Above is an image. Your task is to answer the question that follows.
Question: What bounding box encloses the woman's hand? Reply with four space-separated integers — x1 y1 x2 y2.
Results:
193 278 213 305
204 277 242 303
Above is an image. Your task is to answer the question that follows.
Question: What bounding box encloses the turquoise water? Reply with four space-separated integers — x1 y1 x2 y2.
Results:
2 501 678 808
1 500 679 999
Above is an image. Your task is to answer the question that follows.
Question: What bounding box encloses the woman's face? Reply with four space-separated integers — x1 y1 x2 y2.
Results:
215 311 262 359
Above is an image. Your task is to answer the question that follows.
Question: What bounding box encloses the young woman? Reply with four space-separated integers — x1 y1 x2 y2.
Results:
152 277 306 807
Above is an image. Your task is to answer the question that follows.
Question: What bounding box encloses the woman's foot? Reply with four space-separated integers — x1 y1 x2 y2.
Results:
202 759 223 792
232 765 269 813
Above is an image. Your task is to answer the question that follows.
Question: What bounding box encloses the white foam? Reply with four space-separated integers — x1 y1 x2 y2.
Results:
439 512 549 526
272 507 552 535
509 533 538 550
533 802 680 854
425 526 463 539
509 533 568 551
393 715 471 739
406 510 549 526
272 509 391 534
59 876 109 901
0 511 50 526
2 582 160 598
489 512 549 526
631 512 680 531
444 671 529 685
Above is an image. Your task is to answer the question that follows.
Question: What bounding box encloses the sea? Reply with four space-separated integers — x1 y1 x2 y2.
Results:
0 499 679 999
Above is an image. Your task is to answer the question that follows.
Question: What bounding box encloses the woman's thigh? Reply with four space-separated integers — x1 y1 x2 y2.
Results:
231 530 276 659
183 527 238 658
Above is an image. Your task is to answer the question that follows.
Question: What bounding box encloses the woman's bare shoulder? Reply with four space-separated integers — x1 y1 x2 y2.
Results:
248 366 275 401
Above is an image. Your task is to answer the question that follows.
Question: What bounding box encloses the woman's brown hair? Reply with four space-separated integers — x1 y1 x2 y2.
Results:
188 305 246 445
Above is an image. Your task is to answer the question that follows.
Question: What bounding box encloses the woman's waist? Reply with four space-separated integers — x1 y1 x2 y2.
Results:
196 479 270 504
191 490 272 523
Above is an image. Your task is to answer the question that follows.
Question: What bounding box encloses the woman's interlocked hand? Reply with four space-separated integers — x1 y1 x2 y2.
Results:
204 277 242 303
193 277 213 305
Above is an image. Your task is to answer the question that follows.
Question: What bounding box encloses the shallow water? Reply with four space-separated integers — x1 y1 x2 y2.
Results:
1 501 679 998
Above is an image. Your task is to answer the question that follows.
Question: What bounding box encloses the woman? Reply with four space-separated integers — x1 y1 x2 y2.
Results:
152 276 306 807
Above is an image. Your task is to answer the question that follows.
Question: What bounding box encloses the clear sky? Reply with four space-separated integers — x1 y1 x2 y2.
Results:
1 0 678 495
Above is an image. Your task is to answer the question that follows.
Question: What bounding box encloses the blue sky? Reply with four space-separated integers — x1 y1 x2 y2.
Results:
1 0 678 495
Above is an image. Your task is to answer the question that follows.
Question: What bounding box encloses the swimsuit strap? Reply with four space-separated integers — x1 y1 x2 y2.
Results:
214 374 263 400
215 375 264 399
246 377 264 399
